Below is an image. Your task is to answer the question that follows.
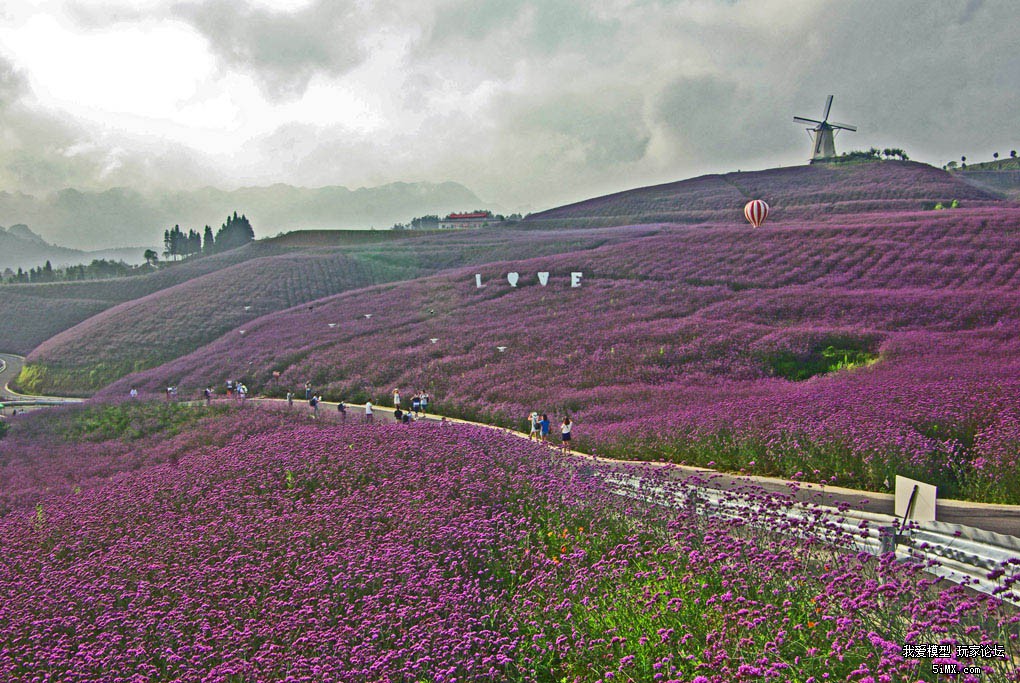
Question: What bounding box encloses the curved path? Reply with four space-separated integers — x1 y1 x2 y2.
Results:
3 353 1020 537
0 353 82 406
257 397 1020 538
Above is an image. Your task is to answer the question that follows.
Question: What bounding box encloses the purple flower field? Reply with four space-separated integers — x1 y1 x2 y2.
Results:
524 161 1001 227
101 205 1020 501
0 241 293 355
1 405 1016 681
20 226 653 396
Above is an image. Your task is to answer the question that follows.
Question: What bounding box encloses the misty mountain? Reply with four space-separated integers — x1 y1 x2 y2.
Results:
0 224 147 272
0 181 483 251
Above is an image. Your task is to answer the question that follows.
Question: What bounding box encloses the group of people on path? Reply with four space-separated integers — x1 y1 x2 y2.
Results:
224 380 248 403
528 411 573 453
392 388 430 417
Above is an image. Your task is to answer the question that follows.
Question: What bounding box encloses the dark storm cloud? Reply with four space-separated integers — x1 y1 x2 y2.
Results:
172 0 367 100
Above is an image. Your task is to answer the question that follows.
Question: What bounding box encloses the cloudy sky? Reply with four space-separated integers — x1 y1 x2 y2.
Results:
0 0 1016 213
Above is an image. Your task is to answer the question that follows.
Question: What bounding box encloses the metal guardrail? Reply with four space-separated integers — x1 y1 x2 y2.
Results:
598 471 1020 603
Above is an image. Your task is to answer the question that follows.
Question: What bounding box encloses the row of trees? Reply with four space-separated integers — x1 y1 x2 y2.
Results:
2 259 143 284
391 212 524 230
831 148 910 163
161 213 255 261
945 150 1017 170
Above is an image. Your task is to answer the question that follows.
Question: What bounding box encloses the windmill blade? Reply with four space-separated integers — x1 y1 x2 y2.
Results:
829 121 857 132
822 95 833 122
794 116 822 125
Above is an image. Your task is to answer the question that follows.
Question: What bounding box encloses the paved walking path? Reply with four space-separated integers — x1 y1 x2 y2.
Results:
251 397 1020 537
3 350 1020 538
0 353 83 410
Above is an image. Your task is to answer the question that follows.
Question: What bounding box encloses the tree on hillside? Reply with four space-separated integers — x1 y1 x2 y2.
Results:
881 148 909 161
994 152 999 160
213 212 255 252
1012 150 1017 159
143 249 159 266
203 225 215 254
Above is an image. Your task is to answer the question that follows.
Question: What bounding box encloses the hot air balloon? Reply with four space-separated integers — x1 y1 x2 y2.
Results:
744 199 769 228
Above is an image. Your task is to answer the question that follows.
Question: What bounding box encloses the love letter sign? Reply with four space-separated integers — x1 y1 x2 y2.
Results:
474 272 582 288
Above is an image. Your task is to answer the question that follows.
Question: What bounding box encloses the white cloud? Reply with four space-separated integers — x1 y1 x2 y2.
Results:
0 0 1015 213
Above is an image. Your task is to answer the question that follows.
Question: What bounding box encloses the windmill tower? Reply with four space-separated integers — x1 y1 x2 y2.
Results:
794 95 857 162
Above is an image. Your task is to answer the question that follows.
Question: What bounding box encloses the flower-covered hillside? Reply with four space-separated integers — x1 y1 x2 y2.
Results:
1 406 1015 681
21 226 654 395
104 206 1020 501
0 241 295 355
525 160 1002 228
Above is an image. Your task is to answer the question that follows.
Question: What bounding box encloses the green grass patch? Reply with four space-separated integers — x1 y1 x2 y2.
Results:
15 360 158 397
763 341 879 382
59 401 233 442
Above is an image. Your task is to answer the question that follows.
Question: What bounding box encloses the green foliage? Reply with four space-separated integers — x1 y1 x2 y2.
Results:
762 340 879 382
0 420 8 439
829 148 882 163
1 258 144 284
61 401 230 442
213 212 255 252
16 362 156 398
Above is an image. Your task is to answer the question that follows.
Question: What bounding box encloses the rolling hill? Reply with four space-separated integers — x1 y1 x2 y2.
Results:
15 159 1020 502
75 159 1020 501
0 223 146 271
523 160 1001 228
0 241 300 354
17 226 652 393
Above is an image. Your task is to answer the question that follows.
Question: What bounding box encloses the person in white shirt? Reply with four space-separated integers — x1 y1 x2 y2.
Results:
560 417 573 453
365 401 374 423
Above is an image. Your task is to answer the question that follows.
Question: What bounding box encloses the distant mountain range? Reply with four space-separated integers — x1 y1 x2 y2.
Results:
0 224 146 272
0 181 484 251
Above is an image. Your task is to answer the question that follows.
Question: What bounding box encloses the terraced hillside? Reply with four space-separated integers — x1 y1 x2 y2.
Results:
19 227 655 394
105 197 1020 502
0 241 294 354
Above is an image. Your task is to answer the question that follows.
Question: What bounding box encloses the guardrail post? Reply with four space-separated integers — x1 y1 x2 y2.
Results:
880 525 898 555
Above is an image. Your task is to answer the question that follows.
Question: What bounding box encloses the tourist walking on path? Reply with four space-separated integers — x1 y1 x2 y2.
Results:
304 381 312 400
203 387 212 406
226 380 233 398
528 411 540 440
420 391 429 414
365 400 374 423
238 384 248 404
411 393 421 417
392 388 401 408
309 394 319 418
337 400 347 421
286 391 294 408
560 417 573 453
540 414 550 443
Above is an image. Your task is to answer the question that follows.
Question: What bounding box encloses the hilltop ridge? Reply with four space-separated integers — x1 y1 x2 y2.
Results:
525 160 1004 228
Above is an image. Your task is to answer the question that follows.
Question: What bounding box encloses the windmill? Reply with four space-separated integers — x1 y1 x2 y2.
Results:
794 95 857 162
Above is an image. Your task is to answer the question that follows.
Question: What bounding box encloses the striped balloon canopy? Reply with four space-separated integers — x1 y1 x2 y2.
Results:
743 199 769 228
